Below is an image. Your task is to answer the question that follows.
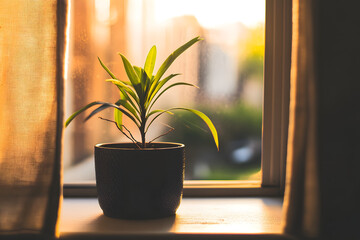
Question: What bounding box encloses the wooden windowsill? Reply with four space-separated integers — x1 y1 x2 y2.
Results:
63 181 282 198
59 197 294 240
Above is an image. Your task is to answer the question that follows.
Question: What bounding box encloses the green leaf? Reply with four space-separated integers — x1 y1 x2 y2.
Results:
134 66 148 97
145 107 219 150
141 68 154 105
154 36 201 82
84 102 140 127
119 54 140 85
175 108 219 150
133 66 142 79
114 108 123 130
65 101 103 127
119 54 143 97
114 94 140 130
140 68 149 93
147 109 174 118
116 86 140 113
147 73 181 104
115 99 140 122
107 80 140 114
98 57 117 79
144 75 153 100
114 97 124 131
106 79 140 105
148 82 198 112
106 78 132 86
145 109 175 133
144 45 156 78
84 104 112 121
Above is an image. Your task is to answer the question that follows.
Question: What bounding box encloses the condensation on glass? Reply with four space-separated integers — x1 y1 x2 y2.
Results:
64 0 265 182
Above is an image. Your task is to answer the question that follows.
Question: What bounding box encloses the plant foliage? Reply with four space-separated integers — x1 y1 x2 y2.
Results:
65 36 219 150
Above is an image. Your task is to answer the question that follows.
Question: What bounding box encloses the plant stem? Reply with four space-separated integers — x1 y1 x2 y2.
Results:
140 126 146 148
98 117 141 149
149 126 174 143
140 107 147 148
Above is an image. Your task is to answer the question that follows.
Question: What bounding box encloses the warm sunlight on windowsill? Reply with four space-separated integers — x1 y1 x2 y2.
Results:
59 197 293 240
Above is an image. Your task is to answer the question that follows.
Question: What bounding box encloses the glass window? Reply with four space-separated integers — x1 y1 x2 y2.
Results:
64 0 265 182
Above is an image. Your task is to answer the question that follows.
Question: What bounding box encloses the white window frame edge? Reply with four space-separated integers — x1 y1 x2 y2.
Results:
261 0 291 193
63 0 292 198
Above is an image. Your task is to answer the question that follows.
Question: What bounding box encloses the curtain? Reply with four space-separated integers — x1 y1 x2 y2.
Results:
0 0 68 239
284 0 360 239
283 0 320 238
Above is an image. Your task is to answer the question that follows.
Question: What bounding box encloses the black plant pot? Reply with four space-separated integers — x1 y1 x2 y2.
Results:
94 142 185 219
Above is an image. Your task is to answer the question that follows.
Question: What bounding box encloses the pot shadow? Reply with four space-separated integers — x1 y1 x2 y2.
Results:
88 214 176 233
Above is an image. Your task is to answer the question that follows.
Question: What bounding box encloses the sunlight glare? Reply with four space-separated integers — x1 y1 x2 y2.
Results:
154 0 265 28
95 0 111 23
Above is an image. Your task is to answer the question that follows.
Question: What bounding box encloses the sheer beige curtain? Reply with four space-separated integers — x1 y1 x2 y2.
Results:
284 0 360 239
0 0 68 239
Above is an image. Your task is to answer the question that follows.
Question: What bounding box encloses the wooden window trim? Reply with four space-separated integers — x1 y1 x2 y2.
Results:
63 0 292 198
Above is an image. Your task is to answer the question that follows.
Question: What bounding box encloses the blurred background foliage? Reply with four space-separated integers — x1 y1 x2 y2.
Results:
164 102 262 180
239 25 265 79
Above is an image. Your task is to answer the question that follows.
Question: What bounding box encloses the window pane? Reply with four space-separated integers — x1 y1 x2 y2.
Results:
64 0 265 182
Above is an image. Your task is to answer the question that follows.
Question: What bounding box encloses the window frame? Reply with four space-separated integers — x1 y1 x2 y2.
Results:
63 0 292 198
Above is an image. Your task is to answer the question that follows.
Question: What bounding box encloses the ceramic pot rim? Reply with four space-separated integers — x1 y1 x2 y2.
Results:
95 142 185 151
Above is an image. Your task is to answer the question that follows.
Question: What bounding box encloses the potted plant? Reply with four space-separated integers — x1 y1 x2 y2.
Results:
65 36 219 219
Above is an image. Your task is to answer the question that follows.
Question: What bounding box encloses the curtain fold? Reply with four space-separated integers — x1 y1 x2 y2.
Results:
0 0 68 239
284 0 360 239
283 0 320 238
